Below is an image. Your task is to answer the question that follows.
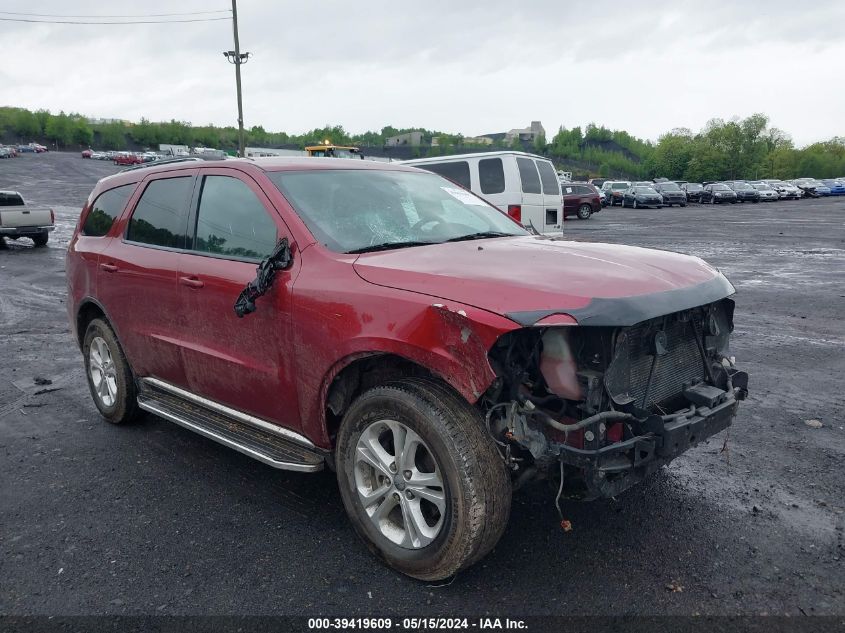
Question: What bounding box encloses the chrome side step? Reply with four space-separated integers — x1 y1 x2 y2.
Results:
137 378 324 473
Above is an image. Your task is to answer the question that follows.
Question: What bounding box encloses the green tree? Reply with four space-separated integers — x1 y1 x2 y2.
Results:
44 111 75 147
533 132 547 154
73 118 94 146
98 122 126 149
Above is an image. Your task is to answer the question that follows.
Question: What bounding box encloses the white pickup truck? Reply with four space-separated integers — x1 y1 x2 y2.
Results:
0 190 55 246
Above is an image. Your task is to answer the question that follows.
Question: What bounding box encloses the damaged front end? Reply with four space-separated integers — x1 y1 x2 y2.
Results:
483 298 748 499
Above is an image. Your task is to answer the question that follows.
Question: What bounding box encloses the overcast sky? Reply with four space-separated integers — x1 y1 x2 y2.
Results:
1 0 843 145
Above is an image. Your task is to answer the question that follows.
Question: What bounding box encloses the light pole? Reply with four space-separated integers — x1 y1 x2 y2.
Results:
223 0 250 157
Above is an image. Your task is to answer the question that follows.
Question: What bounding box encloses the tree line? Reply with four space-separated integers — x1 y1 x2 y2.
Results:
2 106 843 180
547 114 845 180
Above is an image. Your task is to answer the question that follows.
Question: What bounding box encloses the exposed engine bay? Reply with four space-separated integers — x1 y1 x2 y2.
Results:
483 298 749 499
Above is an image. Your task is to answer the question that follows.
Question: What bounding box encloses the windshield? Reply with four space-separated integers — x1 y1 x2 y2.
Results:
732 183 753 190
610 182 629 190
712 184 730 191
686 184 703 191
635 187 657 194
657 183 681 191
752 184 772 190
268 169 527 253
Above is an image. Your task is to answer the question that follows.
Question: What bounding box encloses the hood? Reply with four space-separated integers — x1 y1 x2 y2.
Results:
353 236 734 327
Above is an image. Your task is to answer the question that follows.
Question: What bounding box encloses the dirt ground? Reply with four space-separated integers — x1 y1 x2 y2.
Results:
1 152 843 616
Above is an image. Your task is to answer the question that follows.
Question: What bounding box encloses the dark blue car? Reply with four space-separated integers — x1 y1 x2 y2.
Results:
821 179 845 195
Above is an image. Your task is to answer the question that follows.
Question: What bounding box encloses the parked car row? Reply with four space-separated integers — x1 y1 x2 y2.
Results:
2 143 48 156
590 176 845 207
81 149 162 165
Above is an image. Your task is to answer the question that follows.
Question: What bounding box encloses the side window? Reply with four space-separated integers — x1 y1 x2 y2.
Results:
535 160 560 196
83 183 135 237
126 177 193 248
516 157 541 194
192 175 277 260
422 161 471 190
478 158 505 194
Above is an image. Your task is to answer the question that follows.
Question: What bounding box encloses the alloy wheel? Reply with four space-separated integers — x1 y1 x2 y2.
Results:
354 420 446 549
89 336 118 407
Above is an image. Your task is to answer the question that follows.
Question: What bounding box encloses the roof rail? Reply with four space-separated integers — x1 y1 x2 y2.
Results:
119 157 204 173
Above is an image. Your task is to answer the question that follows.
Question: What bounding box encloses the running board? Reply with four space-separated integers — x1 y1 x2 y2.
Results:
137 378 324 472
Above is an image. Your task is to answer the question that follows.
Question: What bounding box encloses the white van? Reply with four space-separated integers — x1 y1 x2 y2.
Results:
402 151 563 232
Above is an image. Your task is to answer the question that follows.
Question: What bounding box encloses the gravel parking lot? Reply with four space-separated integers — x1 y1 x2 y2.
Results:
1 152 843 617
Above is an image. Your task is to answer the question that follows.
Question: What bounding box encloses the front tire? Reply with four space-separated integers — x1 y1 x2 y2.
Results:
83 318 141 424
633 199 638 209
336 378 511 581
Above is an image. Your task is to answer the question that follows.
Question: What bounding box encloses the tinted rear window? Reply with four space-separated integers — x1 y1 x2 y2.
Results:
478 158 505 194
516 157 541 194
83 184 135 237
126 177 193 248
420 161 471 189
0 193 24 206
535 160 560 196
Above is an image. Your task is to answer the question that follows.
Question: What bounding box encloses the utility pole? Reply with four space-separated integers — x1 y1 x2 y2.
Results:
223 0 250 157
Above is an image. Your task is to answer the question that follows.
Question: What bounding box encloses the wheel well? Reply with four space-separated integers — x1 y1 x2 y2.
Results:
76 301 106 348
324 354 435 444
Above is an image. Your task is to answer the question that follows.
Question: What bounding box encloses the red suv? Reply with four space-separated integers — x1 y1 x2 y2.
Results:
67 159 748 580
562 183 602 219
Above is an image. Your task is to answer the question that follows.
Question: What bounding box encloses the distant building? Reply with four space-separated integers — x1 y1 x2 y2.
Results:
463 136 494 146
86 117 131 126
386 131 423 147
505 121 545 143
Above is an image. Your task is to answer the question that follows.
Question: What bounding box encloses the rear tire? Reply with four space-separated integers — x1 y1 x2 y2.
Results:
32 232 48 247
577 204 592 219
335 378 511 581
82 318 141 425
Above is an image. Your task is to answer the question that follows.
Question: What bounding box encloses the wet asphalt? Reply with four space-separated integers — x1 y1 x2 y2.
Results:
0 152 843 617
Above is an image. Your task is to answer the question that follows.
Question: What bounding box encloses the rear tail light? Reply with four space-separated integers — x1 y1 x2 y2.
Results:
50 209 55 224
507 204 522 222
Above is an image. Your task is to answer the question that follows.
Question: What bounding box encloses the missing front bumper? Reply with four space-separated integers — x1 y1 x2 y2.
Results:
551 396 739 499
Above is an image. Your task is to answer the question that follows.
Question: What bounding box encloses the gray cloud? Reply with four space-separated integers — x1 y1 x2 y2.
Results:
1 0 843 144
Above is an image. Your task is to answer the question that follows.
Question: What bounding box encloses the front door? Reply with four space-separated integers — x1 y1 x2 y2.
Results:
176 170 300 428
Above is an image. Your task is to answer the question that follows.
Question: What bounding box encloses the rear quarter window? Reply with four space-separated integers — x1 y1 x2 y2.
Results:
82 184 136 237
515 157 541 194
0 193 25 206
420 161 471 190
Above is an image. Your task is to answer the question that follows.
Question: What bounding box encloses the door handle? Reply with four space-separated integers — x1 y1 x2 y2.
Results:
100 263 118 273
179 275 204 289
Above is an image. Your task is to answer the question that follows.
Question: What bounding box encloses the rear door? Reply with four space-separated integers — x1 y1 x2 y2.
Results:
514 156 544 230
534 158 562 231
176 169 301 428
98 171 197 386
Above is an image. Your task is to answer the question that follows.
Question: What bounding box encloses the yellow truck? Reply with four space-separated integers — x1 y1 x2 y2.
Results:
304 145 363 159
